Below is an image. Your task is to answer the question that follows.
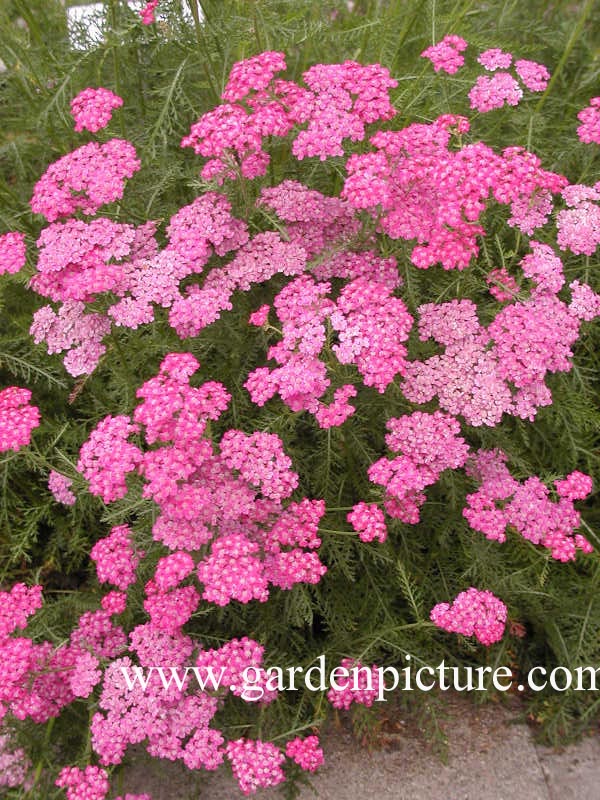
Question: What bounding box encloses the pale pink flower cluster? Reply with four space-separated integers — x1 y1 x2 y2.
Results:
326 659 381 709
556 183 600 256
0 387 40 453
347 501 387 543
285 735 324 772
514 59 550 91
477 48 512 70
468 72 523 113
139 0 159 24
245 274 411 425
27 193 250 373
0 583 101 724
569 280 600 321
469 49 549 113
463 449 594 562
577 97 600 144
165 192 248 273
70 87 123 132
31 301 111 377
92 653 223 766
421 35 467 74
0 231 26 275
258 180 361 263
403 259 583 424
48 470 76 506
430 588 507 646
30 139 140 222
0 728 33 790
169 231 306 339
77 415 142 502
368 411 469 524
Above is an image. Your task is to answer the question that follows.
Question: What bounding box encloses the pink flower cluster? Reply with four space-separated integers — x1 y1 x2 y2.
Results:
90 524 142 590
430 588 507 646
0 728 32 790
0 582 105 723
77 415 142 502
326 659 381 709
478 49 512 71
139 0 159 24
463 449 593 561
0 231 26 275
226 739 285 795
403 256 584 425
70 87 123 132
48 470 76 506
245 273 411 425
77 354 327 607
421 35 467 74
0 387 40 453
367 411 469 524
285 735 324 772
56 765 109 800
577 97 600 144
557 183 600 256
468 72 523 113
343 120 566 270
569 280 600 321
469 48 549 113
30 139 140 223
347 501 387 543
182 52 397 181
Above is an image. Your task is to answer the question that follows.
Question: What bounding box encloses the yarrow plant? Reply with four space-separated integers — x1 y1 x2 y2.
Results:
1 13 600 797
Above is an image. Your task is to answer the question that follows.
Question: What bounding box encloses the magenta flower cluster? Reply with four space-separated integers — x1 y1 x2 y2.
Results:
430 588 508 646
78 353 327 608
0 387 40 453
70 87 123 133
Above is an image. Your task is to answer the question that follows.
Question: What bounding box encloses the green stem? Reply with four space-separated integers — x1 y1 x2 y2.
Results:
535 0 596 114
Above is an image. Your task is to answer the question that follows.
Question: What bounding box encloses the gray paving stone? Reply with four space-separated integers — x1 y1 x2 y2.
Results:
536 736 600 800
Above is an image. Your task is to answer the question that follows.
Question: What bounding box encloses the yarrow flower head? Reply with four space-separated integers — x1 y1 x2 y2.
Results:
421 35 468 74
463 449 593 561
478 48 512 70
347 502 387 543
70 87 123 132
139 0 159 24
514 59 550 92
55 765 109 800
430 588 507 646
0 387 40 453
285 735 324 772
469 72 523 112
577 97 600 144
48 471 76 506
226 738 285 795
0 231 26 275
30 139 140 223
